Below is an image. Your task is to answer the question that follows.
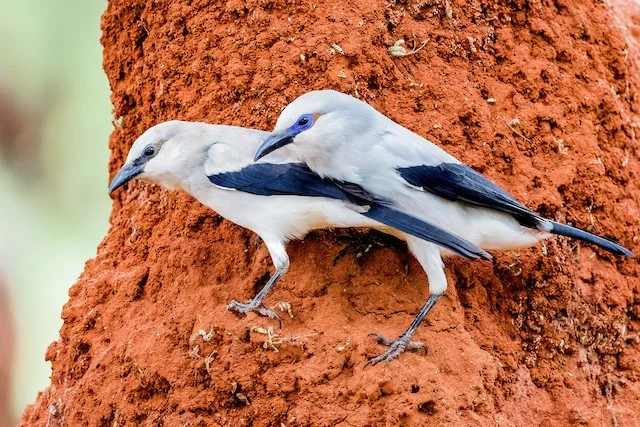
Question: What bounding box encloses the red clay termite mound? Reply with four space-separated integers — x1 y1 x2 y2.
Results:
20 0 640 425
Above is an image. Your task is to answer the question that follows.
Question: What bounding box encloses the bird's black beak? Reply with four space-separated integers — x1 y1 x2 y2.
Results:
109 163 144 194
254 129 296 161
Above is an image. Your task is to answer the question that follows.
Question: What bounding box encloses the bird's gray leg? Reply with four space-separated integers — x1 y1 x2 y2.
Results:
227 268 284 321
366 293 442 366
227 238 289 323
366 237 446 366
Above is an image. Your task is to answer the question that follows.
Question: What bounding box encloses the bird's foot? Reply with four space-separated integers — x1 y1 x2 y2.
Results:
334 230 404 265
365 333 427 366
227 299 281 323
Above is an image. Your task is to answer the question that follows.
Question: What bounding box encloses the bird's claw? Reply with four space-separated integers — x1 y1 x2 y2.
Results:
365 333 427 366
227 299 281 324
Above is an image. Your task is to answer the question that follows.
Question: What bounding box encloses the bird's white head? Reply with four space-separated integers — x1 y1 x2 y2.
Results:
109 120 215 194
254 90 376 163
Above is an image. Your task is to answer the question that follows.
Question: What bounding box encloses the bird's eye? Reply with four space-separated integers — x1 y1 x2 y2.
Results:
144 145 157 157
289 114 314 133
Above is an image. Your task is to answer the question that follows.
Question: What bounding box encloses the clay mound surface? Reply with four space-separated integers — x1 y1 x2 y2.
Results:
20 0 640 425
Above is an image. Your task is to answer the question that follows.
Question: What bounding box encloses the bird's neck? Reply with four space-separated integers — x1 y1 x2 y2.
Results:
299 144 361 184
183 172 218 198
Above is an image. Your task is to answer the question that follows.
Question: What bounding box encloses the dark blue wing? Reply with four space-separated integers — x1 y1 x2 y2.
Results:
397 163 542 228
361 205 491 259
209 163 371 205
398 163 634 256
208 163 490 260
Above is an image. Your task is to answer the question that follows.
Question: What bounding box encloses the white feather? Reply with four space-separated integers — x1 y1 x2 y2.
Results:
272 90 547 253
118 120 404 277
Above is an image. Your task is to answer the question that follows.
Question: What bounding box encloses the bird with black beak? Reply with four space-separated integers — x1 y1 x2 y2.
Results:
110 121 490 360
254 90 635 364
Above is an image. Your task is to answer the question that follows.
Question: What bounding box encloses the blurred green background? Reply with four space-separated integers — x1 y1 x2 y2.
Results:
0 0 110 422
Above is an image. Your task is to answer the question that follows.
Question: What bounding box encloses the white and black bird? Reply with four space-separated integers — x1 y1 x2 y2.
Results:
109 121 490 327
255 90 635 364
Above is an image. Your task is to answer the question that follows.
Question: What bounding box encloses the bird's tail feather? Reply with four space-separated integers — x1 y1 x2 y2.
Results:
550 221 634 257
363 204 492 260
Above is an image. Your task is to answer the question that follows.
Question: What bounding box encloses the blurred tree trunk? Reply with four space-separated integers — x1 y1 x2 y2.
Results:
0 280 14 427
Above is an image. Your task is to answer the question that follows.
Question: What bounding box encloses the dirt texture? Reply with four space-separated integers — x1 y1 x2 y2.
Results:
20 0 640 425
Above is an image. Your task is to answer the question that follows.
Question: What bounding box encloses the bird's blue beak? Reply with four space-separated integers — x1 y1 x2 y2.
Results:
109 162 144 194
254 129 297 161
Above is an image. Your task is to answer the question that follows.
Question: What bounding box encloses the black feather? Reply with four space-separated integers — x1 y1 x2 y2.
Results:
398 163 541 228
208 163 490 259
362 205 491 260
209 163 371 205
397 163 634 256
550 222 634 257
